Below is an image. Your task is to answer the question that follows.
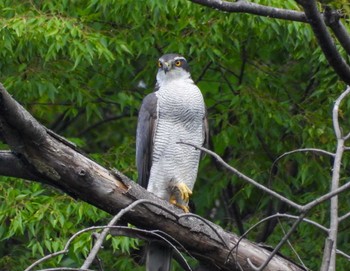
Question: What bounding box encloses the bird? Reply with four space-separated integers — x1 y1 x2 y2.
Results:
136 53 208 271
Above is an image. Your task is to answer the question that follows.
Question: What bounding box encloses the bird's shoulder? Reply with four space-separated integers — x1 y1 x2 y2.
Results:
140 92 158 115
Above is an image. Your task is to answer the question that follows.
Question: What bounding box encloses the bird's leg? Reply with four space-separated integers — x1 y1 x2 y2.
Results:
176 182 192 202
169 182 192 213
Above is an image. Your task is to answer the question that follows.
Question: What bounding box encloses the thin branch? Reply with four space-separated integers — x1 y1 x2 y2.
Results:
238 41 248 85
336 249 350 261
249 213 306 270
182 141 350 216
277 218 308 270
81 199 176 269
339 211 350 222
269 148 335 183
179 142 303 210
90 233 104 271
36 269 94 271
320 87 350 270
230 212 350 263
269 213 328 232
29 198 215 271
219 68 238 94
181 142 350 214
77 113 134 137
27 226 189 271
333 86 350 139
302 181 350 212
189 0 307 22
273 148 335 164
321 238 333 271
227 213 327 264
194 61 213 84
25 199 174 271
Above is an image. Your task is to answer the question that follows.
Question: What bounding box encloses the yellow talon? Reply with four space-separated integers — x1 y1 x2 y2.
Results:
169 198 190 213
177 204 190 213
169 195 177 205
169 184 191 213
176 182 192 202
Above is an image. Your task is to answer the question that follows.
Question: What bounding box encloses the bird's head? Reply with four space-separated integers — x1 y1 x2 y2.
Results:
156 53 191 85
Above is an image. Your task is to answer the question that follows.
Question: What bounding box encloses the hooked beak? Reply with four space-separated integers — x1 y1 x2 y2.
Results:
163 62 172 73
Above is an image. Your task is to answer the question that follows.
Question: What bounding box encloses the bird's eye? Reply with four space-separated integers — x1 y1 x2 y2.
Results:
157 61 162 68
175 60 182 67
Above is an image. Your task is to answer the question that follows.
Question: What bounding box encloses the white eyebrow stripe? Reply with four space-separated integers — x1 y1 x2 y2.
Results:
174 56 186 61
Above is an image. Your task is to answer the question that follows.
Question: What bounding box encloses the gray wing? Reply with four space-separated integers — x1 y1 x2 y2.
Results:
201 107 209 158
136 92 158 189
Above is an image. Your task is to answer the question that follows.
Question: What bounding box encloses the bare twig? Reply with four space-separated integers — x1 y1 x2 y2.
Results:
336 249 350 261
339 211 350 222
194 61 213 84
36 269 94 271
81 199 181 269
272 148 335 167
320 86 350 271
27 225 192 271
77 113 134 137
269 148 335 183
181 141 350 214
277 218 308 270
227 212 327 265
302 181 350 212
26 199 182 271
30 225 191 271
333 87 350 139
249 213 306 270
180 131 350 270
179 142 303 210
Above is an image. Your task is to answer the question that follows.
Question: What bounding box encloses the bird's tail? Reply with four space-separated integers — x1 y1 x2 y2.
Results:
146 241 172 271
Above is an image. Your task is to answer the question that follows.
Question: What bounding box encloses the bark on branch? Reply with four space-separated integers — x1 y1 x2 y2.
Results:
0 83 304 271
189 0 307 22
297 0 350 85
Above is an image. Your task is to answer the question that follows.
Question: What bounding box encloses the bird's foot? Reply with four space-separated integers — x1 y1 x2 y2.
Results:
168 182 192 213
175 182 192 202
169 195 190 213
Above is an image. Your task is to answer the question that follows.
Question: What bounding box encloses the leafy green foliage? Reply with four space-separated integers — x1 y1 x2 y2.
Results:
0 0 349 270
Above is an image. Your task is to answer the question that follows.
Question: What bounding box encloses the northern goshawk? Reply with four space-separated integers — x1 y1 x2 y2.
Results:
136 53 208 271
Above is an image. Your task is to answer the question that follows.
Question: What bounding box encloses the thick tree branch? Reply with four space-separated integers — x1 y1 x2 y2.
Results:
296 0 350 85
0 84 304 271
189 0 307 22
324 7 350 56
0 151 40 181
